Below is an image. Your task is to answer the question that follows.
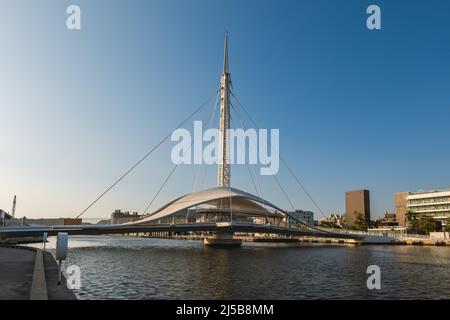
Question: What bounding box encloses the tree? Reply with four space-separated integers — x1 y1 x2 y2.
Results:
354 212 368 231
417 216 437 234
405 211 419 232
445 222 450 233
444 221 450 239
371 218 382 229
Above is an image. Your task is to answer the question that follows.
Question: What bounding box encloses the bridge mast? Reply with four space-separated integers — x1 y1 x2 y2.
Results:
217 33 231 188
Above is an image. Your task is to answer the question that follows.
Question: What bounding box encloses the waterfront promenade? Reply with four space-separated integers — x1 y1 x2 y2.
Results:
0 246 76 300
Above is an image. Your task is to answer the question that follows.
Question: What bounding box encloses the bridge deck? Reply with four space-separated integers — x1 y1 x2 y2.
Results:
0 222 365 241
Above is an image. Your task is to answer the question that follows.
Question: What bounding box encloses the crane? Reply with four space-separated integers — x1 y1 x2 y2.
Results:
11 195 16 218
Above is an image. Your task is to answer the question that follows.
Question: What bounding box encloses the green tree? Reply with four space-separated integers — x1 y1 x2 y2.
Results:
371 218 382 228
445 222 450 232
417 216 437 234
354 212 368 231
405 211 419 232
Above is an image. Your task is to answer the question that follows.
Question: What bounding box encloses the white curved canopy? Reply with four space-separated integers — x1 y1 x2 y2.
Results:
130 187 286 224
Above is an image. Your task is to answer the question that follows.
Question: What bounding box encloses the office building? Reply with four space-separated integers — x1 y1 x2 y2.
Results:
286 210 314 227
395 189 450 229
345 189 370 226
395 192 408 226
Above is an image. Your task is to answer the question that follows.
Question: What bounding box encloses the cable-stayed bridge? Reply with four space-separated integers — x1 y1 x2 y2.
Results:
1 34 367 246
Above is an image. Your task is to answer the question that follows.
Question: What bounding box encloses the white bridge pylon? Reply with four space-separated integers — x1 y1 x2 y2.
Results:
122 34 326 240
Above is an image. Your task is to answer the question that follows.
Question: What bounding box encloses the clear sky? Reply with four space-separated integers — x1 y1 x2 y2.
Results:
1 0 449 219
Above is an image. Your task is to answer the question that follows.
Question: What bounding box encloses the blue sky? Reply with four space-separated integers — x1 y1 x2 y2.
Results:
1 0 449 219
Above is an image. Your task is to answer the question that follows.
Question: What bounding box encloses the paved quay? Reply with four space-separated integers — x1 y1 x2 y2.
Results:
0 246 76 300
0 246 34 299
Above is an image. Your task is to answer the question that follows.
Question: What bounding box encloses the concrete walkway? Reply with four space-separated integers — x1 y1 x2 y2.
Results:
0 246 76 300
0 246 34 299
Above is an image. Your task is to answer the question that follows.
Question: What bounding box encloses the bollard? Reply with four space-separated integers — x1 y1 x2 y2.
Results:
55 232 68 285
42 232 48 251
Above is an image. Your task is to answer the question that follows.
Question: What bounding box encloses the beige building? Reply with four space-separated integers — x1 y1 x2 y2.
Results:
395 189 450 229
378 212 398 227
111 210 144 225
345 189 371 226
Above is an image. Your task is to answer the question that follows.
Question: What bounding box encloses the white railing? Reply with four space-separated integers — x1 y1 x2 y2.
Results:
398 234 431 240
316 227 438 240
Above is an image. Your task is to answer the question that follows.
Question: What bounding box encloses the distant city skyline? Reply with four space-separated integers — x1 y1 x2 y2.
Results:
1 0 450 219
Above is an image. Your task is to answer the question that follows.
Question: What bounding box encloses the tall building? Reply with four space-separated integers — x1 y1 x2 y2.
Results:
395 189 450 229
395 192 408 226
345 189 370 226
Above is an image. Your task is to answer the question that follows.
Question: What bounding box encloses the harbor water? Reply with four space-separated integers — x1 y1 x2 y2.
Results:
30 236 450 300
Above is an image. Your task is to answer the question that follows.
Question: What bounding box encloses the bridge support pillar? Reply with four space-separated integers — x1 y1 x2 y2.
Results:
203 232 242 247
